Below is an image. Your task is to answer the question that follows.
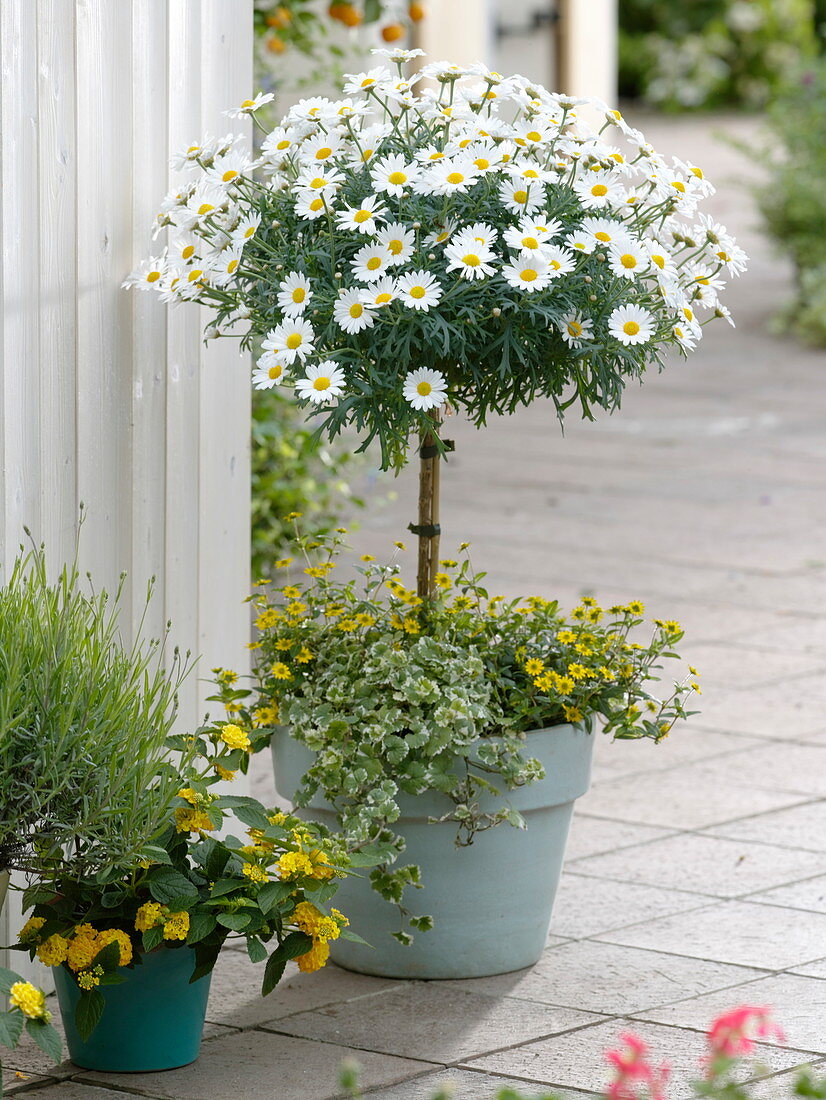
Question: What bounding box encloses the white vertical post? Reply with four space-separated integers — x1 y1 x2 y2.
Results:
558 0 618 104
414 0 493 66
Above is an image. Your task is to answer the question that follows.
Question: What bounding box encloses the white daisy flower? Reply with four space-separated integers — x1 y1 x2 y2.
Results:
452 222 498 250
252 352 288 389
263 318 316 364
295 361 346 404
501 252 553 292
465 142 506 173
402 367 447 410
397 270 443 311
261 127 297 160
359 277 398 308
342 67 393 97
295 167 345 194
504 224 554 255
415 144 450 165
559 312 594 347
543 244 576 277
295 192 330 221
672 323 698 351
207 248 244 285
424 158 480 196
498 178 546 216
714 304 736 328
608 242 649 279
376 222 415 266
581 216 629 249
122 256 168 291
507 159 556 186
206 150 252 188
709 241 748 276
371 154 421 198
513 121 556 149
333 289 376 333
370 46 425 63
231 214 261 248
277 272 312 316
345 124 390 168
564 230 596 255
424 220 457 248
445 240 496 280
608 304 655 346
351 243 393 283
223 92 274 118
646 241 678 283
573 171 624 209
335 194 387 234
300 133 342 165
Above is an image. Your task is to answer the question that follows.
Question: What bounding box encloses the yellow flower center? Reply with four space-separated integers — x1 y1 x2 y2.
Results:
241 99 255 108
595 231 611 242
671 180 686 193
446 172 464 184
683 307 694 321
623 320 640 335
526 130 542 142
187 268 203 282
388 171 407 185
349 303 364 317
222 169 238 182
292 287 306 303
315 147 332 160
521 268 538 282
197 203 215 215
550 259 562 270
522 168 540 179
313 377 331 391
620 253 637 269
462 253 480 267
268 365 283 379
360 78 375 87
276 139 290 150
227 259 239 273
310 177 327 189
310 198 324 211
513 189 528 204
388 239 403 255
428 152 445 160
182 244 195 258
691 166 704 178
652 255 665 269
716 250 731 262
474 158 490 169
146 271 161 283
366 256 382 270
286 333 302 349
361 148 374 162
416 381 432 395
591 184 608 197
244 225 256 238
410 286 426 299
567 321 583 336
521 236 539 250
354 209 372 223
375 292 392 304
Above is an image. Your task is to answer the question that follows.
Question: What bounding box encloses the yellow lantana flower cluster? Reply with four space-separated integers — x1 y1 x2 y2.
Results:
10 981 50 1021
293 902 349 973
134 901 190 941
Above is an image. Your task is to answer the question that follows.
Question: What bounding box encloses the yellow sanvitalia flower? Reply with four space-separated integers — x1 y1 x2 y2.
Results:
10 981 49 1020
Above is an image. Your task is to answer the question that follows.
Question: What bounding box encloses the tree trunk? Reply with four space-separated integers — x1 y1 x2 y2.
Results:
415 414 442 599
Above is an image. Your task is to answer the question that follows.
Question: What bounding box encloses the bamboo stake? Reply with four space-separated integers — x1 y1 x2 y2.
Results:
415 413 442 600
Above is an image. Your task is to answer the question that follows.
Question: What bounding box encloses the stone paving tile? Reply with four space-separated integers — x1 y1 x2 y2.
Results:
748 1063 826 1099
683 745 826 798
671 643 823 693
705 801 826 852
206 948 400 1029
791 958 826 979
570 833 826 899
549 873 707 939
638 973 826 1055
80 1030 434 1100
444 940 766 1017
729 616 826 657
749 875 826 914
463 1020 809 1099
267 984 603 1063
563 814 674 862
3 1072 56 1094
7 1087 137 1099
357 1067 599 1100
691 679 826 740
577 767 808 830
596 900 826 970
589 728 762 784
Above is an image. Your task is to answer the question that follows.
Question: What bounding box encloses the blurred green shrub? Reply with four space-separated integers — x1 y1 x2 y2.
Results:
251 390 365 578
619 0 817 111
754 61 826 345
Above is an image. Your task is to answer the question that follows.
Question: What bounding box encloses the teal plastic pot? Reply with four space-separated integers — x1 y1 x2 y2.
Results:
54 946 212 1071
272 723 595 979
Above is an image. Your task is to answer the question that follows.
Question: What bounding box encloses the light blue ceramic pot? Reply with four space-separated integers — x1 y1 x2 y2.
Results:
272 723 595 979
54 946 212 1072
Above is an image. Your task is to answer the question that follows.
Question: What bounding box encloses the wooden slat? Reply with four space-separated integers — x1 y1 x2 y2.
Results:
75 0 134 610
37 0 77 570
0 0 41 559
130 0 169 641
165 0 204 722
197 0 252 715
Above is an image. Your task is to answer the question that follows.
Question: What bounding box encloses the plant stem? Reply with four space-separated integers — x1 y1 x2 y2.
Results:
416 412 442 599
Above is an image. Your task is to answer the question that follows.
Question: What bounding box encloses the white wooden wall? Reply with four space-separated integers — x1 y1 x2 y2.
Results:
0 0 253 977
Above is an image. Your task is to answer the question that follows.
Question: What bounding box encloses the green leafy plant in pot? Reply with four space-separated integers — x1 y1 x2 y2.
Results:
129 50 742 978
214 527 699 978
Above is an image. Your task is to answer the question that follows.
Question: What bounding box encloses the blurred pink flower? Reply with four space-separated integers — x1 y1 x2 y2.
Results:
606 1032 671 1100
